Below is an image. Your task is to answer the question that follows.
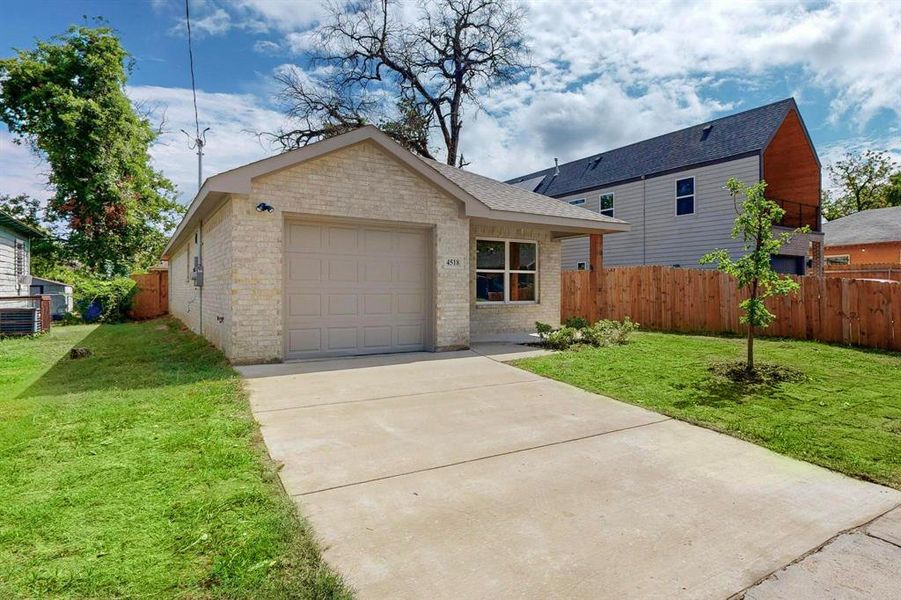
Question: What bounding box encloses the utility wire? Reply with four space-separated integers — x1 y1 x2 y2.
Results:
185 0 200 140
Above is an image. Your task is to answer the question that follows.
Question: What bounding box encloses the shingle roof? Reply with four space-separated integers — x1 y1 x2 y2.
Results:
822 207 901 246
422 158 626 225
507 98 802 197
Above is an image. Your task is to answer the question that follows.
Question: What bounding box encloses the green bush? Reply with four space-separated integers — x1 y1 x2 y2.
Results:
37 267 137 323
563 316 590 329
544 326 579 350
74 276 137 322
535 321 554 341
580 317 639 347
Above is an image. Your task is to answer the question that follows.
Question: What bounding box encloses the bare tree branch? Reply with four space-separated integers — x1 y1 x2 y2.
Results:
268 0 530 166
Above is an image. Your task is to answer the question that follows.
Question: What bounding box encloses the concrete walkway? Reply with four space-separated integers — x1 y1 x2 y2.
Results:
238 346 901 599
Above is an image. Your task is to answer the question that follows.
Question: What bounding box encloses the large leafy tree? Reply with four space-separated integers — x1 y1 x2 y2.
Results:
701 179 807 373
0 25 183 275
822 150 898 220
270 0 530 166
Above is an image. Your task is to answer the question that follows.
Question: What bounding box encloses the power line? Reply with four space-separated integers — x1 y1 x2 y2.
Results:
181 0 208 192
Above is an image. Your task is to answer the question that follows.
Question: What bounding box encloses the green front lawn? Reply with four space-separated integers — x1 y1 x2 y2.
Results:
0 320 350 599
515 333 901 489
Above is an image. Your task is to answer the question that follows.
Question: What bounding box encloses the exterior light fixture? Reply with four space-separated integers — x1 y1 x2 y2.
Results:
255 202 274 213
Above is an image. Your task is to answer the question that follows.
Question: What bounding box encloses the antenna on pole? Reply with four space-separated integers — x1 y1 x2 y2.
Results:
182 0 208 192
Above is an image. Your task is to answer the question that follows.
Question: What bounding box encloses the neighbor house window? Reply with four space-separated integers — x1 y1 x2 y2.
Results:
675 177 695 215
825 255 850 265
576 261 587 271
568 198 586 206
599 192 614 217
476 239 538 303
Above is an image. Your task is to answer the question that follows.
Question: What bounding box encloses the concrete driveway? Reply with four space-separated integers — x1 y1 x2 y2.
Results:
238 346 901 599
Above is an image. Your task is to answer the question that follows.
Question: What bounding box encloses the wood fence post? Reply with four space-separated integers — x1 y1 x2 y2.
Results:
588 234 604 322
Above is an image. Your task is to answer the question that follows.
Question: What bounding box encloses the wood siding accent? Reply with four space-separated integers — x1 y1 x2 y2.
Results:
561 266 900 351
763 109 820 207
130 271 169 319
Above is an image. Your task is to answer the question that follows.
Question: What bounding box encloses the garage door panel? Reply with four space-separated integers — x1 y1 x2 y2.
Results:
289 329 321 353
363 294 392 315
327 260 359 283
327 294 358 316
396 324 425 346
363 229 394 252
363 326 392 348
285 220 430 359
287 223 323 250
288 256 322 281
327 226 359 252
288 294 321 317
363 261 393 283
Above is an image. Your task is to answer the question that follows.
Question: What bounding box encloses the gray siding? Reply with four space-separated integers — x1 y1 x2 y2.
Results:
558 155 761 270
0 225 30 296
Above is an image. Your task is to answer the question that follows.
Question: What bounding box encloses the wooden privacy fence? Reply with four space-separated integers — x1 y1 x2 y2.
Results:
129 270 168 319
561 266 900 351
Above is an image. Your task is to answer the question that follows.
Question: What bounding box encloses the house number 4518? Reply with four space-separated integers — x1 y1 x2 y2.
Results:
444 257 462 268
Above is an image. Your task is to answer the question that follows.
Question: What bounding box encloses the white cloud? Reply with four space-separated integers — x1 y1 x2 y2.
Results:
129 86 286 202
0 128 52 201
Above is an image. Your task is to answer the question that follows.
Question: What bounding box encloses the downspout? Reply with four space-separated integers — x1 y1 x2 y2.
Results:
641 175 647 265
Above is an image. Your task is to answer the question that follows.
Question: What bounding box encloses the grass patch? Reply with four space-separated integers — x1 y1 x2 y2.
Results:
514 332 901 489
0 319 351 599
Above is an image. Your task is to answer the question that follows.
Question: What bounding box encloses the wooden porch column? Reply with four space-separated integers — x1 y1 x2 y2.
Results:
588 234 604 323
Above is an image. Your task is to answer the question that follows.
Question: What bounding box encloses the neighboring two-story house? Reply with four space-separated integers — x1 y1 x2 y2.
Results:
0 211 41 297
507 98 824 275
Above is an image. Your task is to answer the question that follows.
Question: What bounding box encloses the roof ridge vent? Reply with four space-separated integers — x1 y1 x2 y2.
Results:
700 124 713 141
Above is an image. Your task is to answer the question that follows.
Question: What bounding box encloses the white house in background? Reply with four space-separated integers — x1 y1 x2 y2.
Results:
30 276 74 318
507 98 825 276
0 211 42 297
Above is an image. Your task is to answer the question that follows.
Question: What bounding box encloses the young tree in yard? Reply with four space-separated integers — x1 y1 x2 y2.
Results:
822 149 897 220
0 25 183 275
701 179 808 373
270 0 530 166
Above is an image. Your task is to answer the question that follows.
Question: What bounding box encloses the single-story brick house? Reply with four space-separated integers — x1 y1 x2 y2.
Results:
162 126 628 363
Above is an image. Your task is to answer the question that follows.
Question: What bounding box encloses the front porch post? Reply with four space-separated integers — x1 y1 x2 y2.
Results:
588 234 604 323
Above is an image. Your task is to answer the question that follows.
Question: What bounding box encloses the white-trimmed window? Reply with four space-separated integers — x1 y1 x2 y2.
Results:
675 177 695 215
576 261 587 271
476 239 538 303
825 255 850 265
568 198 586 206
599 192 614 217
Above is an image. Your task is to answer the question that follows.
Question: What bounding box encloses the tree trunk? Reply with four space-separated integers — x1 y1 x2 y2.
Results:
747 325 754 372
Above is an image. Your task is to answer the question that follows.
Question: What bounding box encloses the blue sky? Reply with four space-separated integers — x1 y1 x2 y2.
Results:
1 0 899 204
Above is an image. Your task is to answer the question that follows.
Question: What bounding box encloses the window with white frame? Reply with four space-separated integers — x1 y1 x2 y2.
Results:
576 261 587 271
599 192 614 217
568 198 586 206
675 177 695 215
476 239 538 303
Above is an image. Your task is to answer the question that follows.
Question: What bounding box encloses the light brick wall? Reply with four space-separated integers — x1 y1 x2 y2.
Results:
168 199 233 355
470 221 561 339
230 140 470 363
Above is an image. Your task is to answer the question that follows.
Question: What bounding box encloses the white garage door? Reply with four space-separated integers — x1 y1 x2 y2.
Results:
284 220 431 359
